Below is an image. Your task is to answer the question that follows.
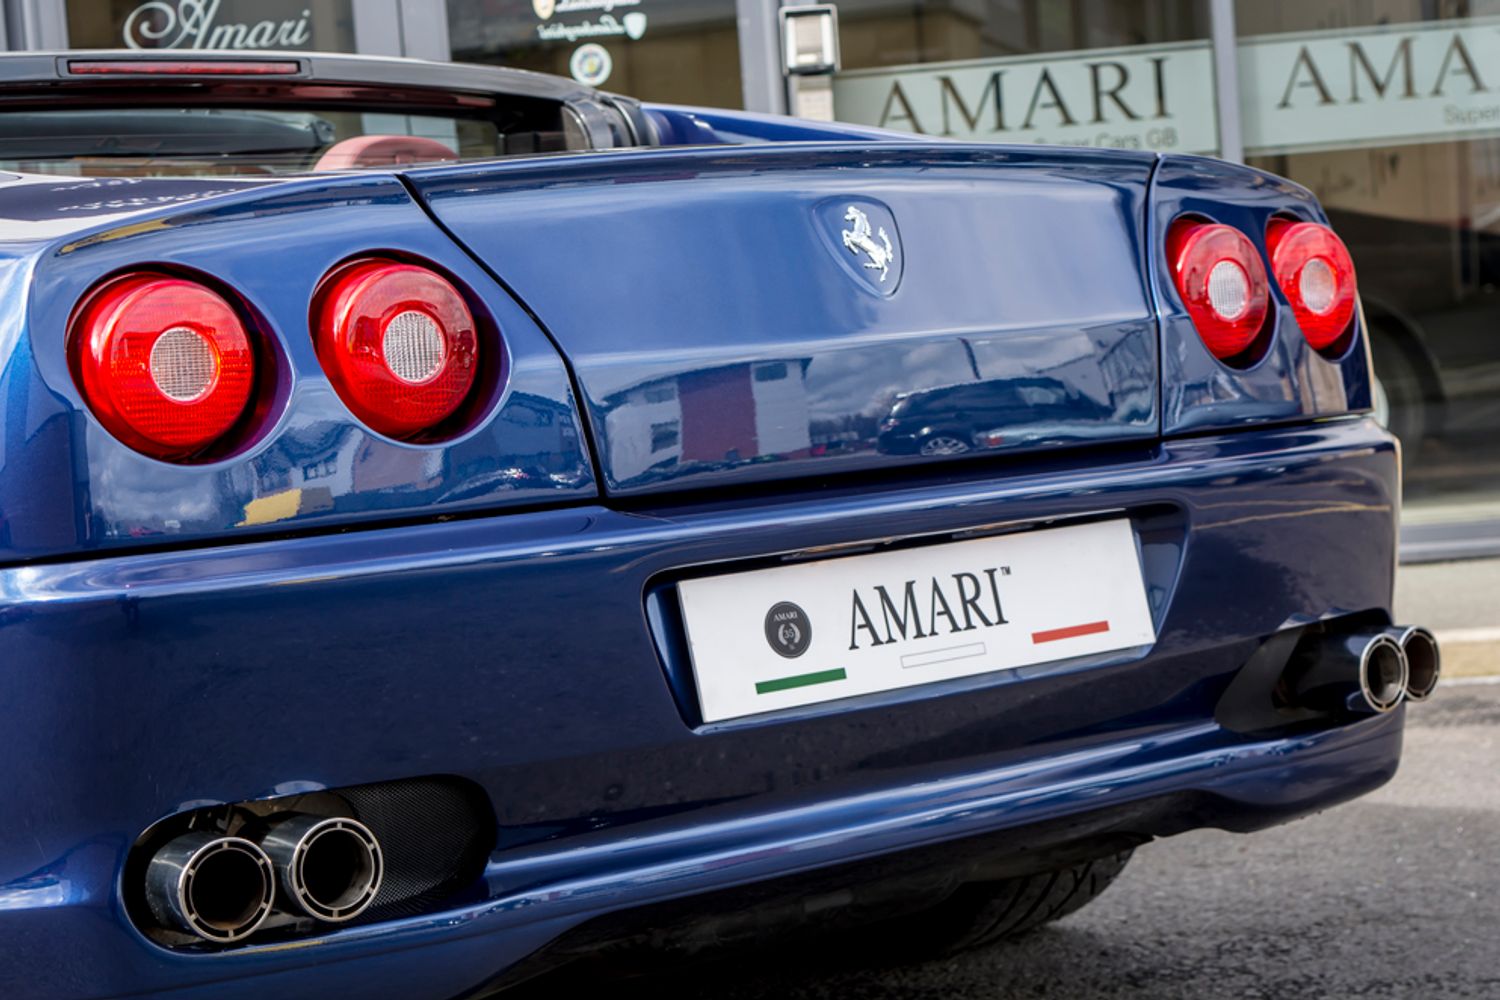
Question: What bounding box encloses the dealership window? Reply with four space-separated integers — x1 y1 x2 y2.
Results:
830 0 1213 152
65 0 356 51
1236 2 1500 514
445 0 742 107
836 0 1208 68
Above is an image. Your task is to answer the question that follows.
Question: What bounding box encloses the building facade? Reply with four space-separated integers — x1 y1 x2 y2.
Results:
9 0 1498 552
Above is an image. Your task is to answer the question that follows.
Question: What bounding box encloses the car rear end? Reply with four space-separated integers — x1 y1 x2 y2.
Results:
0 55 1426 1000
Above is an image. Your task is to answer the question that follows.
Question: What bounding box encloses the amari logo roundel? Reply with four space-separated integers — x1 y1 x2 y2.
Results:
764 602 813 658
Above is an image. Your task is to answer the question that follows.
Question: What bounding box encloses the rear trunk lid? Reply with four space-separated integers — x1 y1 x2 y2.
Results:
406 144 1159 494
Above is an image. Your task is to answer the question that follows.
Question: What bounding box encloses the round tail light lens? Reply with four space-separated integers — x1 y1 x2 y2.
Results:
313 259 479 439
69 274 255 460
1267 219 1357 353
1167 219 1270 362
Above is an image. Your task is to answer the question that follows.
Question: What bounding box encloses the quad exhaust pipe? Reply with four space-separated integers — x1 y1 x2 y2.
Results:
145 816 382 941
1386 626 1440 702
259 815 383 924
1288 625 1440 715
145 833 276 943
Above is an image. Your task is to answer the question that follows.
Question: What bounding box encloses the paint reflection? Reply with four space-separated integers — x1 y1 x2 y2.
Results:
595 326 1156 488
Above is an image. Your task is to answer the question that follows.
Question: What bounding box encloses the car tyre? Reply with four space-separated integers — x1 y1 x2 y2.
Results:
874 850 1133 957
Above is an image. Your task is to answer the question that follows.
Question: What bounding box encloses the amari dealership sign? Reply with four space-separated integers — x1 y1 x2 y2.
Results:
1239 18 1500 154
832 41 1219 154
64 0 353 52
835 19 1500 158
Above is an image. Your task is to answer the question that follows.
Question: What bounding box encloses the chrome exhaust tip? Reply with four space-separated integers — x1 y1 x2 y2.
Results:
1290 631 1408 715
1387 626 1440 702
145 833 275 942
259 815 383 923
1356 635 1408 713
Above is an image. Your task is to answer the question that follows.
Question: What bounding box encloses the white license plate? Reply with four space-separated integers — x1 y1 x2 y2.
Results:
678 519 1155 723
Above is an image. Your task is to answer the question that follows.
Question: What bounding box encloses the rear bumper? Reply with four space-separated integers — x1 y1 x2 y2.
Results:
0 418 1401 999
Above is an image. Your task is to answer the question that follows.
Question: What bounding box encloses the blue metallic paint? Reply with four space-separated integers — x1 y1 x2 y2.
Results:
0 104 1401 999
0 415 1398 998
634 114 1379 442
0 173 594 563
644 103 922 145
409 143 1163 494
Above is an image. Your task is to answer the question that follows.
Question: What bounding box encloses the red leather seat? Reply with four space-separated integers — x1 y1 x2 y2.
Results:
313 134 456 170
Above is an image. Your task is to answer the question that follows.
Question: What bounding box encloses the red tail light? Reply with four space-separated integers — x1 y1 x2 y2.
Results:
1267 219 1357 353
1167 219 1270 362
313 259 479 440
70 274 255 460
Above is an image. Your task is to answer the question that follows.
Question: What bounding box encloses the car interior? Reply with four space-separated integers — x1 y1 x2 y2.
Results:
0 101 591 176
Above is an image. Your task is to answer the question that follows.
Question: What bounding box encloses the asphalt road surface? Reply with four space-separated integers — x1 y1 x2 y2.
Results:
516 681 1500 999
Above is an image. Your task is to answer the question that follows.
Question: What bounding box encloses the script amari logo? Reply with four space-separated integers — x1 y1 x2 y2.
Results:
764 602 813 659
122 1 313 50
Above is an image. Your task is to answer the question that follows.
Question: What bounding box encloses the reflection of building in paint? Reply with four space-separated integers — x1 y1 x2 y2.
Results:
605 380 683 483
603 360 812 482
244 425 445 525
247 392 582 520
245 428 375 524
1035 353 1109 408
1016 333 1154 423
351 438 444 493
973 329 1152 419
1093 333 1154 417
749 361 812 455
444 391 588 493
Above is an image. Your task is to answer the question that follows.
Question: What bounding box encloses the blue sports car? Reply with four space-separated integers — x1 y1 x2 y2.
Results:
0 50 1439 999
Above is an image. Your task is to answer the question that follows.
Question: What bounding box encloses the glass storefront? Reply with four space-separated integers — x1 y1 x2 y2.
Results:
32 0 1500 541
1234 4 1500 519
65 1 355 52
445 0 743 108
832 1 1213 151
836 1 1207 69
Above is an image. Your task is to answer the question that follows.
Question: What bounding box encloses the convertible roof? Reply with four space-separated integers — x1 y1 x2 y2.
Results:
0 49 597 104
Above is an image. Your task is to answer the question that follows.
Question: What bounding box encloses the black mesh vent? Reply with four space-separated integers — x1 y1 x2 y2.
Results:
342 776 496 920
